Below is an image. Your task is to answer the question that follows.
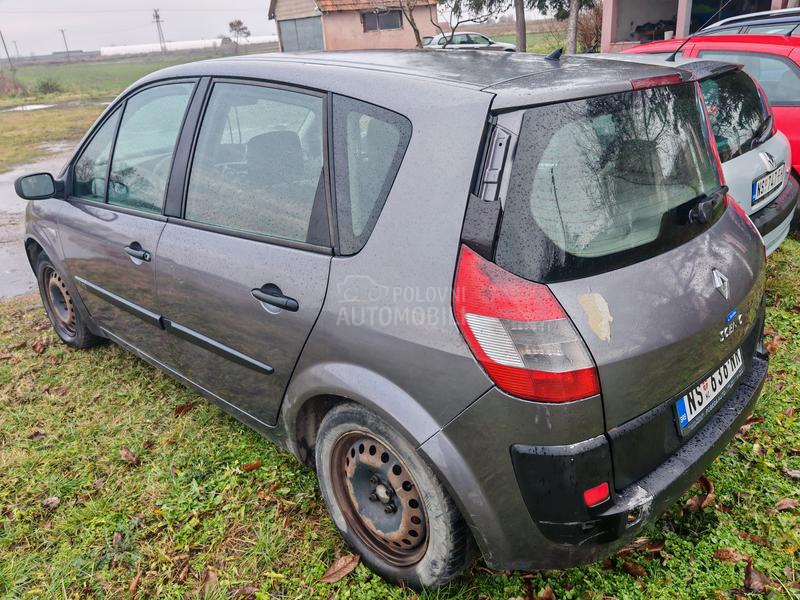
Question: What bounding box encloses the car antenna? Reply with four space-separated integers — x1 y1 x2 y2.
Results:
787 22 800 36
666 0 733 62
545 47 563 61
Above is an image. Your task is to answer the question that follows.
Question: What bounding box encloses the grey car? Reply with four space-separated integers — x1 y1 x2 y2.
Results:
15 51 768 588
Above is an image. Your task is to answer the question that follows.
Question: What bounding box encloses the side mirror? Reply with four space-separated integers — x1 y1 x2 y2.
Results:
14 172 59 200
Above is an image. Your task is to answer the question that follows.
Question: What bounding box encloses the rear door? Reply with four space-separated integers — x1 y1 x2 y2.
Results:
59 81 196 354
493 81 765 483
155 80 331 426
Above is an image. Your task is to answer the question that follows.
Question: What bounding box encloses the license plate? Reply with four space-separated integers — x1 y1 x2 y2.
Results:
675 348 743 433
751 164 785 205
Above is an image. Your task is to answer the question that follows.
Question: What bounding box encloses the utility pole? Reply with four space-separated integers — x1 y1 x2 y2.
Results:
0 30 15 73
153 9 167 53
59 29 71 61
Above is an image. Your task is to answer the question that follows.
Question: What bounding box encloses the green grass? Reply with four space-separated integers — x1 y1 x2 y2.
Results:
492 31 567 54
1 240 800 598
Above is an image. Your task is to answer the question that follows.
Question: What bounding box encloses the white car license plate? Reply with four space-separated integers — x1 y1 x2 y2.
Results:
751 164 784 205
676 348 743 432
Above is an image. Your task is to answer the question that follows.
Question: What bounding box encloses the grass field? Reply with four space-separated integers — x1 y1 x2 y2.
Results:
0 105 104 173
492 31 568 54
1 238 799 598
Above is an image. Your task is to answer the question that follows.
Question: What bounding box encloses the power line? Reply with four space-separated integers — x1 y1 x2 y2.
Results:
153 8 167 52
59 28 71 61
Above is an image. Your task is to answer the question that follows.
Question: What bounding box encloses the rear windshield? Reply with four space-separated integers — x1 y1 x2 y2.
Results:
496 82 721 283
699 70 769 163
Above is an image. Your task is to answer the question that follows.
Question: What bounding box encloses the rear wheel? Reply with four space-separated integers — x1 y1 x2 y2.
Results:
35 255 103 349
315 403 473 589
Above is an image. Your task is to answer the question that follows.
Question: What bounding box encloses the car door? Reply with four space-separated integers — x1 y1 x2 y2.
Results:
59 80 197 354
155 80 332 426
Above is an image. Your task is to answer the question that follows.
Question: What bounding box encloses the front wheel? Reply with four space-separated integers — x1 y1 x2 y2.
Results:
35 254 103 349
315 403 474 589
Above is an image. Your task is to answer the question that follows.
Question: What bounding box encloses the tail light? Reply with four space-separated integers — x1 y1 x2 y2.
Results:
630 73 683 91
453 245 600 403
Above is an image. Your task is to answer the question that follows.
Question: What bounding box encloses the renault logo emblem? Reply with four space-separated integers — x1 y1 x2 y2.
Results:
760 152 776 171
712 269 730 300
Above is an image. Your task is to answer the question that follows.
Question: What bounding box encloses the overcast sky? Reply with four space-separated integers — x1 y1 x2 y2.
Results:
0 1 277 56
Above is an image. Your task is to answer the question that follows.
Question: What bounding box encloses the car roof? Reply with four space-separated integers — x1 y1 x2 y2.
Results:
704 7 800 29
142 50 692 110
629 33 800 52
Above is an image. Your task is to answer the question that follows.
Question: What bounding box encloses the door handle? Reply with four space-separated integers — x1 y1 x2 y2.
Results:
251 284 299 312
124 244 151 262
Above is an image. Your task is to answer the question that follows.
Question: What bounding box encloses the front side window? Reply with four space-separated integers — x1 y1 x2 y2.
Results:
700 70 769 162
468 34 490 45
698 49 800 106
496 82 721 282
108 83 194 213
72 109 120 201
332 95 411 254
185 82 326 244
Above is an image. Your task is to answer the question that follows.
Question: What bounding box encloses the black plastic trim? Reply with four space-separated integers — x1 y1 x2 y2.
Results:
74 276 162 328
162 318 274 375
750 173 799 236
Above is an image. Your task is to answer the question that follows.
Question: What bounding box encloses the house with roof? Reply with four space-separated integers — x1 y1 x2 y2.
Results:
267 0 439 51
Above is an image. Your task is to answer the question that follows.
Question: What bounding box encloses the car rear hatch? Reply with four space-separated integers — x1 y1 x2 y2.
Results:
482 77 766 490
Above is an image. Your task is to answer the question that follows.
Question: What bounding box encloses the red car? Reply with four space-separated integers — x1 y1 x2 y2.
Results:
624 34 800 178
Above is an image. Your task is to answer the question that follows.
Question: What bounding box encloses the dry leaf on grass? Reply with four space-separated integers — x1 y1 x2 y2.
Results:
714 548 749 563
199 569 219 598
319 553 360 583
782 468 800 480
174 402 196 417
41 496 60 510
112 531 123 548
27 429 45 440
774 498 799 512
617 537 665 557
7 341 25 350
129 568 142 597
231 585 259 599
120 446 140 466
536 584 557 600
622 561 647 578
744 558 772 594
737 531 769 546
31 340 48 354
242 459 262 472
684 475 715 512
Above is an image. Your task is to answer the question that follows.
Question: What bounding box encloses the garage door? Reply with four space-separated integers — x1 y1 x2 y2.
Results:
279 16 324 51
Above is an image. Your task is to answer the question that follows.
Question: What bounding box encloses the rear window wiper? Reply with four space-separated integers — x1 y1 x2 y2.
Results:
751 115 774 149
687 185 728 225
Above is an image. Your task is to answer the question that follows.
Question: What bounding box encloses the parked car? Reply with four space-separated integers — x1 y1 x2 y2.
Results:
423 31 515 51
15 51 768 588
700 7 800 36
623 35 800 184
603 53 798 254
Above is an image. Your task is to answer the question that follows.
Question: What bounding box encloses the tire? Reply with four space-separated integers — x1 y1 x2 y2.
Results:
315 403 474 589
35 254 103 349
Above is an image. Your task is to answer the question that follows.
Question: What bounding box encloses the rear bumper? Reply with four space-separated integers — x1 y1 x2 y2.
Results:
751 174 798 254
510 353 767 553
421 328 768 571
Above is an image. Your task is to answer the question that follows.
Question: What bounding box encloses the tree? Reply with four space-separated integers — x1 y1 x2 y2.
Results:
394 0 434 48
430 0 511 48
565 0 579 53
514 0 526 52
228 19 251 54
529 0 596 54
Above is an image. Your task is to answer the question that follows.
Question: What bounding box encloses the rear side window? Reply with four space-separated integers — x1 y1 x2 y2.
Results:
108 83 194 213
185 82 326 245
332 95 411 254
496 82 721 283
700 70 769 162
698 50 800 106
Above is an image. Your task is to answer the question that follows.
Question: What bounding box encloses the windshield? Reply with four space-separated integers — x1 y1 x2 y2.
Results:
496 82 721 283
699 70 770 162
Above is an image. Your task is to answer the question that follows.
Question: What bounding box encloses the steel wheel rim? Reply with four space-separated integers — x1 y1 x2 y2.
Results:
44 266 76 337
330 431 429 567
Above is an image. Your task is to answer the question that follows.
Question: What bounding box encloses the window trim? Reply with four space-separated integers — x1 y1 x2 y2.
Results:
175 76 334 254
361 9 403 32
695 48 800 107
65 77 200 221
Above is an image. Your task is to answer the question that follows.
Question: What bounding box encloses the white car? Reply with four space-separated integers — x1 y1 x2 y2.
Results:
423 32 515 51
